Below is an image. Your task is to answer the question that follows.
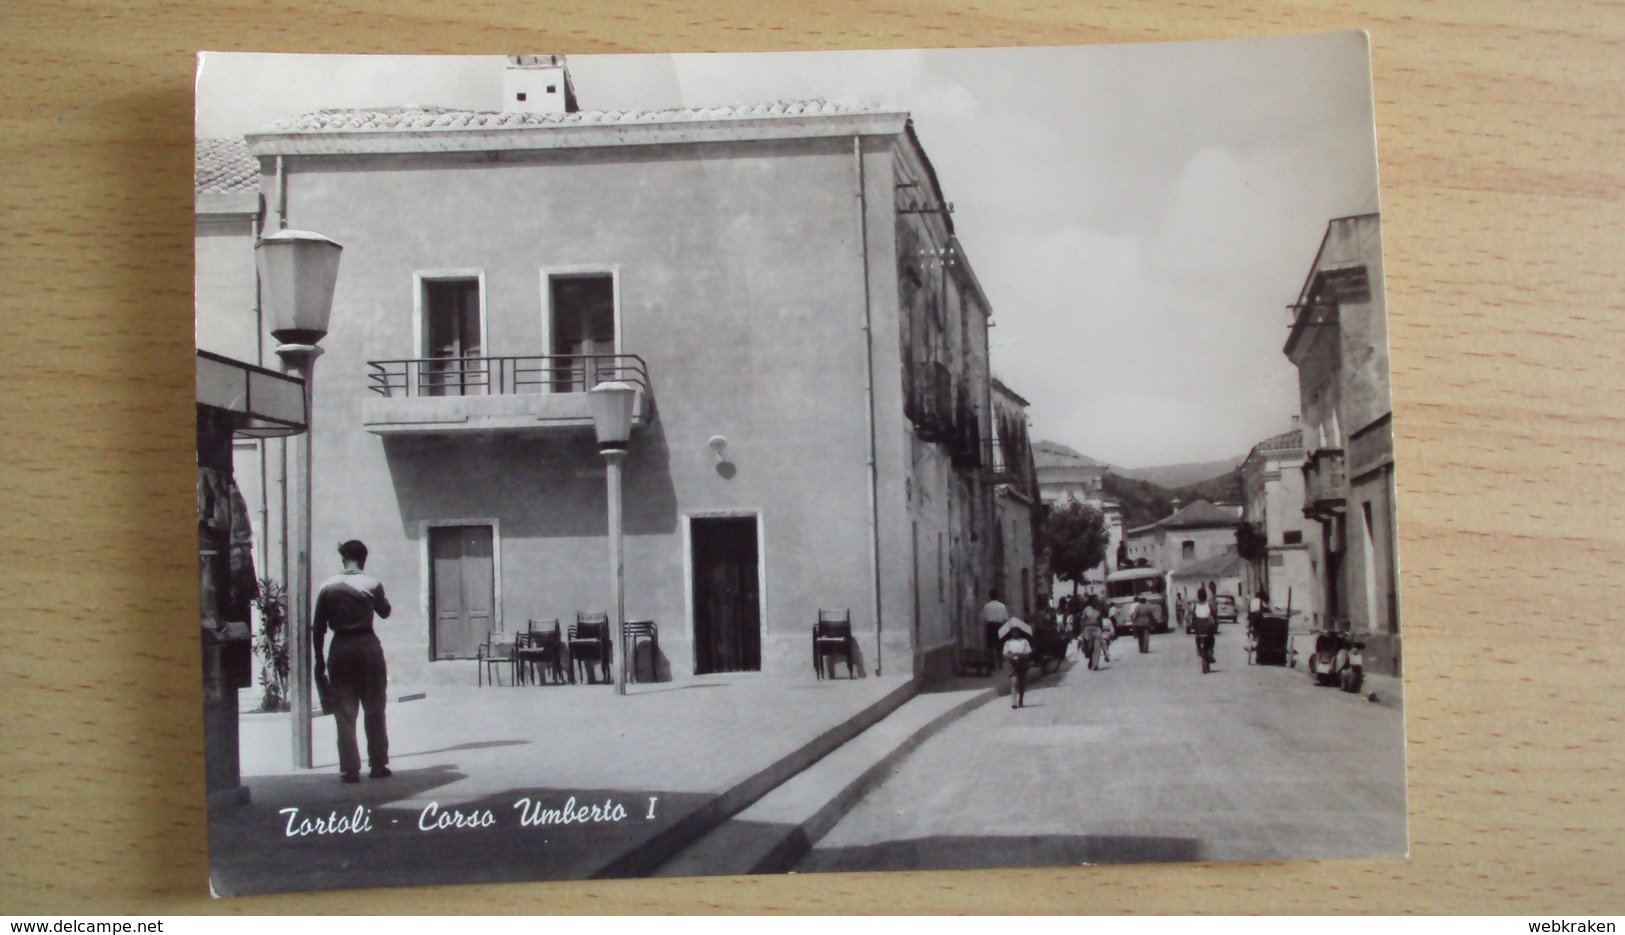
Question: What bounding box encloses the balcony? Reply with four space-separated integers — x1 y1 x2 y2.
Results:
362 354 650 435
982 436 1016 484
1302 447 1348 515
909 360 954 443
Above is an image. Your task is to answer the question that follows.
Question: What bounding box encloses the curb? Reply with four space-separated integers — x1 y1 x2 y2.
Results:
588 677 921 879
652 681 1001 877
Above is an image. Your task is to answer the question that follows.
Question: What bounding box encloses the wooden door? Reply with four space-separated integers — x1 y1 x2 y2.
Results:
691 517 760 674
430 525 494 660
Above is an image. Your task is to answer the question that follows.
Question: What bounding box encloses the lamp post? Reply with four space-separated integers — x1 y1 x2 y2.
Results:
256 229 342 769
589 381 638 697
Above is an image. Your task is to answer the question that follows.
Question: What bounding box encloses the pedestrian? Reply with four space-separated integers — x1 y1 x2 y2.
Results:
1093 597 1112 662
1080 597 1105 670
1248 587 1268 641
313 539 393 784
981 589 1009 671
998 615 1035 709
1192 586 1217 670
1132 593 1156 653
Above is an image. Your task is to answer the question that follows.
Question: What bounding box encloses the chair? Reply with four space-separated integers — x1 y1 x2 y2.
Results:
622 620 659 683
477 631 515 687
813 609 856 679
516 619 566 685
568 612 612 684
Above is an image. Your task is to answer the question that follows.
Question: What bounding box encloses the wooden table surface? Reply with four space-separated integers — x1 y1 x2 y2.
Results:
2 0 1621 916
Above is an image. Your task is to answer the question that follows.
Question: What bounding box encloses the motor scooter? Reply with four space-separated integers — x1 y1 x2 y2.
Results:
1308 631 1365 692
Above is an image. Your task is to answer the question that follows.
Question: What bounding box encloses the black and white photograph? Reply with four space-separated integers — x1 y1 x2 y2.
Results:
193 35 1406 897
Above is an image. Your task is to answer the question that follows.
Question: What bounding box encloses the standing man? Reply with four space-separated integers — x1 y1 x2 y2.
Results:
1192 586 1218 672
313 539 392 784
981 589 1010 671
1131 593 1156 654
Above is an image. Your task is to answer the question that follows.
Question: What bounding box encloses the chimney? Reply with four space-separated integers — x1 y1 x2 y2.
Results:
504 55 579 115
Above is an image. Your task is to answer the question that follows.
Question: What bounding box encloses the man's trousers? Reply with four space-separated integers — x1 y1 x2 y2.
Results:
328 631 389 775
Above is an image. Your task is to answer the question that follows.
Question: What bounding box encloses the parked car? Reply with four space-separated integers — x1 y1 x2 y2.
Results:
1214 594 1237 625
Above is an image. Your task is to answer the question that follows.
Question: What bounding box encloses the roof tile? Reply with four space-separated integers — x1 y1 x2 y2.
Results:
195 138 258 195
260 100 879 135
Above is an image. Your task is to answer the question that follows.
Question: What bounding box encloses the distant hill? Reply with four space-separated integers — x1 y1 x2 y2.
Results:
1031 440 1112 469
1171 468 1244 510
1035 439 1246 528
1115 456 1246 490
1102 473 1174 530
1099 465 1244 530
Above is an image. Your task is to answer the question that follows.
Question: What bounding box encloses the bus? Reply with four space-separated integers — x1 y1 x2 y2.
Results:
1104 567 1173 635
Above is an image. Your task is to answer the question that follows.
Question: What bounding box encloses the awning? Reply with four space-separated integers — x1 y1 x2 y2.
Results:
196 349 307 438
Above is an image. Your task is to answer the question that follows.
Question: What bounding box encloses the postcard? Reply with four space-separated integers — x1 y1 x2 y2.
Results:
194 35 1405 896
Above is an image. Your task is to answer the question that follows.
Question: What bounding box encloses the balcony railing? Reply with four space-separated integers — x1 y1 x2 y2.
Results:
361 353 651 435
367 354 649 399
982 435 1016 483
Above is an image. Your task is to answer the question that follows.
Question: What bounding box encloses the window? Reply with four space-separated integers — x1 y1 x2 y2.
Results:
1283 530 1303 545
548 273 616 392
516 92 527 102
1181 540 1196 561
420 276 482 397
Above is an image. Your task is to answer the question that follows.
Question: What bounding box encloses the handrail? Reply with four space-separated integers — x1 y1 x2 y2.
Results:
366 353 649 398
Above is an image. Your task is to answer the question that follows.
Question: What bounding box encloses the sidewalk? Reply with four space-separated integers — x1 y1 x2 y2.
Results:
212 673 916 895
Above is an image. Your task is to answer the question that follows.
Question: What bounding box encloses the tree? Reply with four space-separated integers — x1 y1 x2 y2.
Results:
1042 500 1110 597
251 577 290 713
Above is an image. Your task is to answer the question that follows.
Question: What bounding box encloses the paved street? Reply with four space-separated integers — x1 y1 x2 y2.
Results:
797 626 1407 872
211 674 913 894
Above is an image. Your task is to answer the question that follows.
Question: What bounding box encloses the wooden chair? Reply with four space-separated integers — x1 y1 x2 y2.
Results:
568 612 612 684
477 631 515 687
517 619 566 685
813 609 856 679
622 620 659 683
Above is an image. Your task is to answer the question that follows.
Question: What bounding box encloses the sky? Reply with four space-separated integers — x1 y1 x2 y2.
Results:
197 35 1381 468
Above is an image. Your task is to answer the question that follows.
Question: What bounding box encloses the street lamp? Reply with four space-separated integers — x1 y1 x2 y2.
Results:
257 229 342 769
589 380 638 697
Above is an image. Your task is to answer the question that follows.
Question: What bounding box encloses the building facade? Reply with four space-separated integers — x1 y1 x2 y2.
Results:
218 60 1028 686
1239 426 1318 621
987 379 1041 620
1283 213 1400 675
1122 499 1240 579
